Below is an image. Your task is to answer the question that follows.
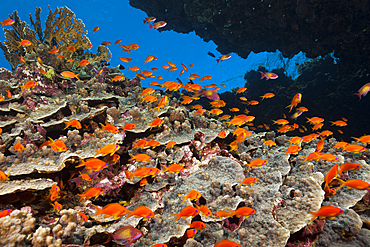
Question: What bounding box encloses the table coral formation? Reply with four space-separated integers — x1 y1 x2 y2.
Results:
0 5 369 247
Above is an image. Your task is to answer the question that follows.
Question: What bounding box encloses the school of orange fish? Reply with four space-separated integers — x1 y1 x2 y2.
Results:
0 14 370 247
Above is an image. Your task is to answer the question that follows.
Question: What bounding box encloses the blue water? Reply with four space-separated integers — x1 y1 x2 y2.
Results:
0 0 309 93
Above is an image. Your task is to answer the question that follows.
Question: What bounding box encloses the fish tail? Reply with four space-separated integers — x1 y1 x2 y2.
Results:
352 137 360 143
77 193 86 202
99 123 105 129
63 122 70 130
259 71 265 79
124 170 133 180
160 164 168 173
353 92 361 100
148 23 154 29
216 58 220 63
306 211 317 223
335 178 346 190
171 213 181 222
179 194 187 204
102 231 113 244
75 159 85 168
91 204 103 216
125 210 133 219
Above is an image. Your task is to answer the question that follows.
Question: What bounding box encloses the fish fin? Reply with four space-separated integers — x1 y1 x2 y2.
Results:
124 210 133 219
102 231 113 244
335 178 346 190
124 170 133 180
99 123 105 129
160 164 168 173
77 194 85 202
171 213 181 222
318 216 325 219
328 216 336 220
63 122 70 130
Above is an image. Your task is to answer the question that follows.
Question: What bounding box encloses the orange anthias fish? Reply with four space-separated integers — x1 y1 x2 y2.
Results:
146 140 161 149
92 26 99 34
236 87 247 94
233 206 256 218
336 178 370 190
218 130 227 138
67 45 76 52
78 187 104 201
100 123 119 134
261 93 275 100
216 54 231 63
352 135 370 144
0 170 9 182
129 154 152 162
264 140 276 147
324 164 338 190
126 206 155 221
247 158 268 169
52 201 63 213
124 167 153 181
187 221 206 230
92 203 129 218
103 225 142 245
330 120 347 127
47 137 67 152
214 209 234 219
149 118 164 130
338 163 362 176
286 93 302 112
64 119 82 129
307 205 344 223
14 142 25 151
198 205 212 217
259 71 278 80
143 16 156 24
48 46 59 54
286 146 302 155
161 164 184 173
48 184 61 201
0 209 13 218
76 158 108 171
214 240 241 247
143 55 158 64
0 18 15 27
179 190 201 204
272 119 289 125
155 95 169 113
76 59 89 67
238 177 257 187
354 82 370 100
172 206 199 222
114 39 122 45
149 21 167 30
342 144 367 153
19 39 32 47
21 80 37 93
119 57 133 63
165 141 176 149
306 117 324 125
61 71 80 80
121 123 136 131
95 144 120 157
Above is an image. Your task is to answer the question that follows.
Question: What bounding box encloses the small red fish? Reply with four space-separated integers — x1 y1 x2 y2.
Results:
95 144 120 157
99 123 119 134
259 71 278 80
172 206 199 222
354 82 370 100
76 158 108 171
64 119 81 129
179 190 201 204
0 209 13 218
92 26 99 34
14 142 25 151
125 206 155 220
214 240 241 247
149 21 167 30
92 203 129 218
19 39 32 47
187 221 206 230
78 187 104 201
20 80 37 93
336 178 370 190
308 205 344 223
0 18 15 27
0 170 9 182
216 54 231 63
